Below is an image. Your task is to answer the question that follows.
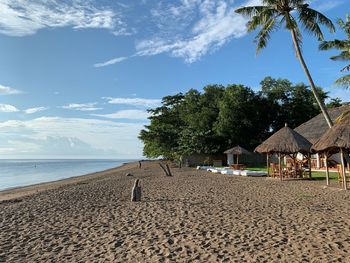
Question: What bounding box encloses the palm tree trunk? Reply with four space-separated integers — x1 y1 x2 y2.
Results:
290 29 333 128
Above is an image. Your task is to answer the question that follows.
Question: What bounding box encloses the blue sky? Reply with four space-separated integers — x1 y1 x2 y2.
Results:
0 0 349 158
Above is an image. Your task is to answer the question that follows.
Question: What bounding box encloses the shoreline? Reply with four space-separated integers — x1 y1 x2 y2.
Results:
0 160 139 202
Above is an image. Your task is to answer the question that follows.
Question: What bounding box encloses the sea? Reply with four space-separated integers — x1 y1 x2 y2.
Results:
0 159 135 191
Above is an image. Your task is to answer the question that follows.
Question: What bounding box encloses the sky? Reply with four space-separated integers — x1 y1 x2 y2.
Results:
0 0 349 159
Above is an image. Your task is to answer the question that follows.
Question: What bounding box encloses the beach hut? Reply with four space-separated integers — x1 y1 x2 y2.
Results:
224 146 251 166
312 111 350 190
295 105 350 170
255 124 312 180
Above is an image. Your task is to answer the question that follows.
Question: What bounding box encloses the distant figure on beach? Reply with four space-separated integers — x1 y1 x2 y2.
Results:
139 161 142 169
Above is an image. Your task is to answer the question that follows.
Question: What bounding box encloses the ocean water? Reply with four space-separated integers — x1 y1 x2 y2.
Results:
0 159 135 191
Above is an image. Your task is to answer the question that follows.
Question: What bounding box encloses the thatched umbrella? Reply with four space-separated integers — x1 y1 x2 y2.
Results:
313 111 350 189
224 145 251 165
255 124 312 180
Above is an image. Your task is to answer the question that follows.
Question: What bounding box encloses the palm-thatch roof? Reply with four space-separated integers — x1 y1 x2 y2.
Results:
255 125 312 154
295 105 350 144
312 111 350 154
224 145 251 155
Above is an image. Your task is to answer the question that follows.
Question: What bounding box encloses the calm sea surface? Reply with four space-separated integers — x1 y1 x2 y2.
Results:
0 159 135 191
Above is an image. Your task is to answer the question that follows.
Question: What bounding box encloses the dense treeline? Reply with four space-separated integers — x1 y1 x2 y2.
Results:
139 77 342 160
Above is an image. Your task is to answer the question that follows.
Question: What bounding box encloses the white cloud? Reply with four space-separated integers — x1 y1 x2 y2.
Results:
94 57 128 68
0 84 22 95
135 0 248 63
0 117 145 158
103 97 161 107
92 109 150 120
0 0 122 37
0 104 19 112
60 102 102 111
24 107 48 114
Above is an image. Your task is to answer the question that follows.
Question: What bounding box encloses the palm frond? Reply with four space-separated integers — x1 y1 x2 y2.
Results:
335 75 350 88
247 15 264 32
341 64 350 72
330 51 350 61
235 6 268 17
297 6 335 40
319 39 348 50
297 6 333 41
255 17 278 52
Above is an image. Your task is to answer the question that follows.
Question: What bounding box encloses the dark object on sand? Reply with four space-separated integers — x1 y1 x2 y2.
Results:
139 161 142 169
126 173 133 177
159 163 173 176
131 179 141 202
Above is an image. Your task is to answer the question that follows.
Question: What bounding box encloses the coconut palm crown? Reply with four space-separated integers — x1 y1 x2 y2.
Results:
319 15 350 88
236 0 336 128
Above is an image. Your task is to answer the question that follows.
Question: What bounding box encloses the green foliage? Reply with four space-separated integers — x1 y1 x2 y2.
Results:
214 84 271 148
259 77 328 130
235 0 335 53
178 85 225 156
235 0 334 128
319 15 350 88
139 94 184 159
139 77 333 160
327 98 343 108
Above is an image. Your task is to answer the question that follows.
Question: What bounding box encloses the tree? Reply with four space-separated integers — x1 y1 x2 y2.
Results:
327 98 343 108
178 86 225 156
139 94 184 159
259 76 327 130
214 85 271 148
319 15 350 88
236 0 335 128
139 79 334 161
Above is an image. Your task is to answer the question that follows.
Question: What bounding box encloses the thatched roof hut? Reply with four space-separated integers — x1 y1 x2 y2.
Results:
255 125 312 154
313 111 350 154
224 146 250 155
312 111 350 189
295 105 350 144
224 145 251 165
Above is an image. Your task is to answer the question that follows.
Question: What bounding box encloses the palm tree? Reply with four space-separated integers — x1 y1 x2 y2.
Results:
319 15 350 88
236 0 335 128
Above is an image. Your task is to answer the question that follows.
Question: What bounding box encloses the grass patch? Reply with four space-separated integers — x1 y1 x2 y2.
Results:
246 167 339 181
246 167 267 172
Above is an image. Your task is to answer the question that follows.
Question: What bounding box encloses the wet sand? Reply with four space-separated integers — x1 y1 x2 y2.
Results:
1 161 350 262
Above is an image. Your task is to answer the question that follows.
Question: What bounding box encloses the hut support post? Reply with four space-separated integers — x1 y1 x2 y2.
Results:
340 149 347 190
278 153 282 181
325 154 329 186
266 154 270 177
237 154 239 165
308 153 312 178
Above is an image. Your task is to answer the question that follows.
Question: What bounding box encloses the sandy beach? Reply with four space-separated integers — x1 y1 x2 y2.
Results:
1 161 350 262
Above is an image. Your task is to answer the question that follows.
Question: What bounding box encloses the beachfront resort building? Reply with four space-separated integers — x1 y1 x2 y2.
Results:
295 105 350 170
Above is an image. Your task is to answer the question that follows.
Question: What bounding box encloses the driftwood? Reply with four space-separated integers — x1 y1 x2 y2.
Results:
159 163 173 176
126 173 133 177
131 179 141 202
